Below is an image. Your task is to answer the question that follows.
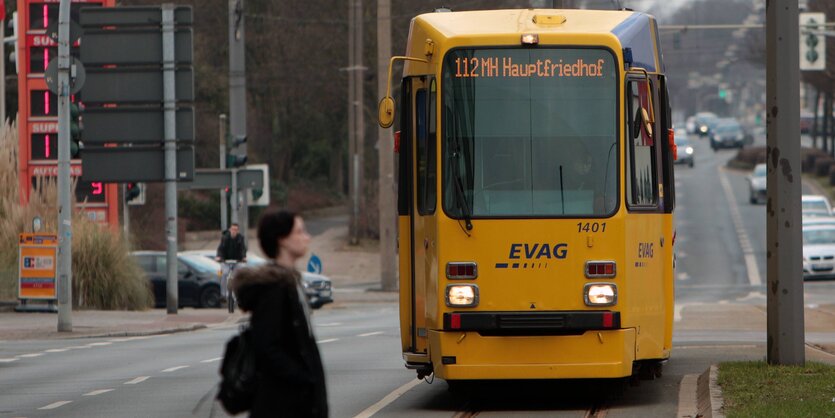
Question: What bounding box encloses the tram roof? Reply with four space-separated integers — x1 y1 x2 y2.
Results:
414 9 662 72
416 9 646 37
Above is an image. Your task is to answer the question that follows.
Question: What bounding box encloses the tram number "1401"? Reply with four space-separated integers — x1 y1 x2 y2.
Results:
577 222 606 233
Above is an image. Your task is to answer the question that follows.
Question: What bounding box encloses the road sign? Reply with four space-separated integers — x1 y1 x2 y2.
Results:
79 5 194 185
44 57 86 95
18 234 58 300
800 12 826 71
81 146 194 182
82 68 194 103
83 107 194 144
176 168 264 191
79 5 193 27
307 254 322 274
81 28 193 65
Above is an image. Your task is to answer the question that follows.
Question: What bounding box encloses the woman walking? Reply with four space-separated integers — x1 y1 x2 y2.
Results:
231 210 328 417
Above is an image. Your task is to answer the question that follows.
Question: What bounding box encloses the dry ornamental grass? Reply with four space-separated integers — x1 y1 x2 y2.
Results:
0 120 152 309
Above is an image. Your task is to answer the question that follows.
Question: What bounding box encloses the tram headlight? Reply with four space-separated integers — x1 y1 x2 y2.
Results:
446 284 479 307
584 283 617 306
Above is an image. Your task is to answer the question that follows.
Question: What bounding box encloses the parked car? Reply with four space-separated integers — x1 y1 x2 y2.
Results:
673 129 694 167
182 250 334 309
803 216 835 227
802 194 833 216
802 225 835 280
747 163 766 204
132 251 223 308
709 118 746 150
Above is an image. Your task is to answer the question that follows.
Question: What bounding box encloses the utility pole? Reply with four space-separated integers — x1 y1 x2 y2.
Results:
377 0 396 290
229 0 248 235
766 0 804 366
219 114 228 232
347 0 358 244
162 4 179 315
56 0 72 331
355 0 366 244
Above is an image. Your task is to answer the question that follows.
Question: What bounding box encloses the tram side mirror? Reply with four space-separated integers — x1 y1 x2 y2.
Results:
641 107 653 138
379 96 396 128
633 107 653 139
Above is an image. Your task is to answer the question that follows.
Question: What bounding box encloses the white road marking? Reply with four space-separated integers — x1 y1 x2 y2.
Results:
0 358 19 363
66 345 91 350
736 291 765 302
44 348 70 353
676 272 691 281
18 353 43 358
108 338 134 342
317 322 342 327
87 342 112 346
201 357 222 363
124 376 150 385
317 338 339 344
718 168 762 286
83 389 114 396
39 401 72 410
353 379 423 418
674 302 704 322
162 366 189 373
358 331 384 337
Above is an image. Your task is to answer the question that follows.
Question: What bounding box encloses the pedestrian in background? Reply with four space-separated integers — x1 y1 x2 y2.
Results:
230 210 328 417
216 223 247 301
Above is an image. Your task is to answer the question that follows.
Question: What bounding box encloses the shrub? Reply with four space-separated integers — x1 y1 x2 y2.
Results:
814 158 834 177
0 121 152 309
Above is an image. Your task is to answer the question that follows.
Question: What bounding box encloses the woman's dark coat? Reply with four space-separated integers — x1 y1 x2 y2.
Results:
232 264 328 418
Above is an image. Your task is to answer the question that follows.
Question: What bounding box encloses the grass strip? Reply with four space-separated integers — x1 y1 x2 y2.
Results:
718 361 835 418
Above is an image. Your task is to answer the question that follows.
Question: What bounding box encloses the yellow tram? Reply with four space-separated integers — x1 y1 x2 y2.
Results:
379 8 676 381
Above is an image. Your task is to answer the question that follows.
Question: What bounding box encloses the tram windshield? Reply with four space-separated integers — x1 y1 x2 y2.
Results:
442 48 618 218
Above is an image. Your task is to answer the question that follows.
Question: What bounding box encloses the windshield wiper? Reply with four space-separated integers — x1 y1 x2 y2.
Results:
451 147 473 231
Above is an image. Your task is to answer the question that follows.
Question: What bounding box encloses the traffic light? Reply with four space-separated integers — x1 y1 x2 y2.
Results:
226 134 247 167
251 188 263 201
70 102 82 158
124 182 145 205
806 30 819 62
800 12 826 71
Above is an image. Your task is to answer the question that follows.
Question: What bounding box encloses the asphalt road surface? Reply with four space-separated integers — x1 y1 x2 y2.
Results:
2 132 833 417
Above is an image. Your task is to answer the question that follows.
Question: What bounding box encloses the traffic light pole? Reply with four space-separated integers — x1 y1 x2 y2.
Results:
228 0 247 234
766 0 805 366
56 0 73 332
219 114 228 232
162 5 179 314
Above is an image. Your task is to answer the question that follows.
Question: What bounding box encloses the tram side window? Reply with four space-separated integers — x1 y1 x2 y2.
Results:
626 79 658 208
416 83 437 215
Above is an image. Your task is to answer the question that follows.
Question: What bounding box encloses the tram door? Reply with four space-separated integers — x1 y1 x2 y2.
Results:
404 76 437 354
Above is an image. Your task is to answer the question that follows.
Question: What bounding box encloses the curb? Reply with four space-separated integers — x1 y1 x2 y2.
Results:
693 365 725 418
74 324 208 339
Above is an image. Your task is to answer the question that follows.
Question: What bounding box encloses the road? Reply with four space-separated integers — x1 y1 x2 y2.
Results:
2 133 835 417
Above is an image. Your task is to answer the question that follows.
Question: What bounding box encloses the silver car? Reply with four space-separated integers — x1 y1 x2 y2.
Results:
747 163 766 204
803 225 835 280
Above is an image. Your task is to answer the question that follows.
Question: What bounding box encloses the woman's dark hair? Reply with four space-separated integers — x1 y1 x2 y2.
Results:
257 209 297 259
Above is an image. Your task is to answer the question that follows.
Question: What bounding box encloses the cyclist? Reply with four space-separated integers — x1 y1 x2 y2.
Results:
216 223 247 308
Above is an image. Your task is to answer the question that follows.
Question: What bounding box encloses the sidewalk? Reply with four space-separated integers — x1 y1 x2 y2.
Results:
1 210 395 341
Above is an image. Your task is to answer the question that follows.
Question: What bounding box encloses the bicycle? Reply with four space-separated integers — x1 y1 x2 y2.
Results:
222 260 242 313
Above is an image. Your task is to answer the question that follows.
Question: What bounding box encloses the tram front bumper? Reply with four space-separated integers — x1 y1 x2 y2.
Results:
428 328 636 380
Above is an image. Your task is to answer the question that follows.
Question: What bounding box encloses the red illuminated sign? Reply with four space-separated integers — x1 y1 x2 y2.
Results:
18 0 117 226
